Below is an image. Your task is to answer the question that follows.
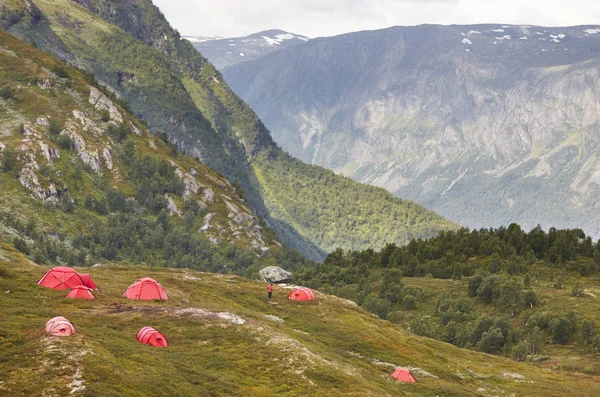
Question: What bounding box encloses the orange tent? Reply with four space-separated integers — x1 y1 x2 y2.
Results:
123 278 168 300
45 316 76 336
79 273 99 290
38 267 84 290
137 326 168 348
390 368 417 383
288 287 316 301
66 285 96 300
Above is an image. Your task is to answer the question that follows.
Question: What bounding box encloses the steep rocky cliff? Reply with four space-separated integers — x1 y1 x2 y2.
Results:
223 24 600 236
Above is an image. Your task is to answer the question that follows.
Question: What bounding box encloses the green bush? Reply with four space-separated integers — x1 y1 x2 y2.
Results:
48 119 63 135
51 64 69 78
0 86 14 100
2 147 17 172
57 134 74 150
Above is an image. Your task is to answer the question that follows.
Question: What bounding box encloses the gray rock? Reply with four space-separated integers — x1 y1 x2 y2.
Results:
166 195 182 217
89 87 123 124
259 266 293 284
202 188 215 203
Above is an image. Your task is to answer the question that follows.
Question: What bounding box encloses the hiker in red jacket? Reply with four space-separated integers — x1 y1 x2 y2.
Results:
267 283 274 299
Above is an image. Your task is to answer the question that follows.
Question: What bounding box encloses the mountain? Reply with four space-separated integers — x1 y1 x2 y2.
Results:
2 253 600 395
0 29 282 274
1 1 457 259
222 24 600 238
186 29 310 69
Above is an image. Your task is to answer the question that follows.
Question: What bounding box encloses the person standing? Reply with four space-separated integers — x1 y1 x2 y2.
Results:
267 283 274 299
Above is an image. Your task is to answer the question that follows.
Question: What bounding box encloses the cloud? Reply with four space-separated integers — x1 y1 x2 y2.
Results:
153 0 600 38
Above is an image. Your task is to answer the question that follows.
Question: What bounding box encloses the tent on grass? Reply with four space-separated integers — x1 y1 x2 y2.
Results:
390 368 417 383
288 287 316 301
38 267 84 290
137 326 168 348
66 285 96 300
123 277 168 300
79 273 99 290
45 316 76 336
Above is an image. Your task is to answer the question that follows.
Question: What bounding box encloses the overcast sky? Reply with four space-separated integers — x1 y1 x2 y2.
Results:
153 0 600 38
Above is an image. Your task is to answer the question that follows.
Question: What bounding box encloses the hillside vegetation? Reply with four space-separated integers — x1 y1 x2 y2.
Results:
0 0 457 259
293 225 600 375
0 29 295 276
2 246 600 396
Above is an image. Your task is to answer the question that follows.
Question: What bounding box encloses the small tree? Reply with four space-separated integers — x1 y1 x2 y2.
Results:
2 147 17 172
476 327 505 354
593 334 600 352
511 341 528 362
571 282 584 297
523 290 539 309
527 327 542 355
48 119 63 135
581 320 597 346
551 317 575 345
13 237 30 255
468 274 484 297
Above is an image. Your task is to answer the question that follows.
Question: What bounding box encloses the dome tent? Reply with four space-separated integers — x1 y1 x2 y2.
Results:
79 273 99 290
45 316 76 336
137 326 168 348
38 267 84 290
288 287 316 301
390 368 417 383
123 278 168 300
66 285 96 300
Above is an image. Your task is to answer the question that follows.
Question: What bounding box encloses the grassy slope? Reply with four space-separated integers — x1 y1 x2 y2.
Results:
2 0 458 259
0 29 276 262
1 249 599 396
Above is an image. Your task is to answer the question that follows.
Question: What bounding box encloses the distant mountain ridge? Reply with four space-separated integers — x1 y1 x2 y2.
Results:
222 23 600 238
187 29 310 69
1 1 456 259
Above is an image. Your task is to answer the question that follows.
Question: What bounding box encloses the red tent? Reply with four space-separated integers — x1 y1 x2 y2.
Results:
288 287 316 301
137 326 168 348
79 273 99 290
123 278 168 300
390 368 417 383
38 267 84 290
66 285 96 300
45 316 76 336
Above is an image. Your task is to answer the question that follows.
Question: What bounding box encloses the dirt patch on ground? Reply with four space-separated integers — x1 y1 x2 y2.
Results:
171 308 245 324
105 303 168 315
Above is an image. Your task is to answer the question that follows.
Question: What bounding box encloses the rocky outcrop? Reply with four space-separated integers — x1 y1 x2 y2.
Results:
199 213 214 232
38 142 60 163
18 168 58 202
259 266 293 284
35 116 49 127
174 167 204 197
89 87 123 124
73 110 102 136
202 188 215 203
60 122 103 174
79 150 102 174
102 147 113 170
128 121 143 137
166 195 182 217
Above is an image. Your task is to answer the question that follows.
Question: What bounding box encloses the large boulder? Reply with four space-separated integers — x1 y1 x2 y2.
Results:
259 266 293 284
